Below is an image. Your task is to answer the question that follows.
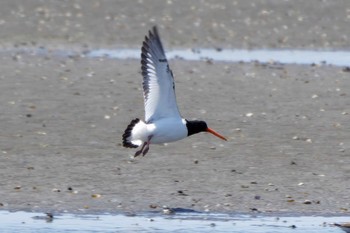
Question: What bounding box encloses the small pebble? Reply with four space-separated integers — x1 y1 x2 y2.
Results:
177 190 188 196
46 213 54 222
36 131 47 135
162 206 174 215
91 194 101 198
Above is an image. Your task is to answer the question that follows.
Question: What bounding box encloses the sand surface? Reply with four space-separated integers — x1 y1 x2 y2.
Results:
0 0 349 214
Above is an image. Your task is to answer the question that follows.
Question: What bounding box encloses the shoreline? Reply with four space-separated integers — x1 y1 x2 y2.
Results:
0 0 349 216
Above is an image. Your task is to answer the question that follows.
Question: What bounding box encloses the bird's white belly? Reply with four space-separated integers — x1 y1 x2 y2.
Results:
147 118 187 144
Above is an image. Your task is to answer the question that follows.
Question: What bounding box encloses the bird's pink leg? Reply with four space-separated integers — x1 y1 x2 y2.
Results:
142 136 152 156
134 142 147 157
134 135 152 157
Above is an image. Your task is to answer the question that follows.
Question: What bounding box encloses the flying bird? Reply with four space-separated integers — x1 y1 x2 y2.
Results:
122 26 227 157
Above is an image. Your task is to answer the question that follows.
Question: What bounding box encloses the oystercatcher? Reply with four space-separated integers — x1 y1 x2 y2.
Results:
123 26 227 157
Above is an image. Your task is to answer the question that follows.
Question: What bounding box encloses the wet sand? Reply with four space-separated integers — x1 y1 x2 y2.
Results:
0 0 349 214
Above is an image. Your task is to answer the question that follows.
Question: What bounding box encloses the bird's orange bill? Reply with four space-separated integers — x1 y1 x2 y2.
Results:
206 127 227 141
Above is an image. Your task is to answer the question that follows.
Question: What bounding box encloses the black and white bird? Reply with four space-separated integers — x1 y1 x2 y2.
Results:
122 26 227 157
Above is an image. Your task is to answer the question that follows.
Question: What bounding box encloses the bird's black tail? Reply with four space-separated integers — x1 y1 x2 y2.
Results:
122 118 141 148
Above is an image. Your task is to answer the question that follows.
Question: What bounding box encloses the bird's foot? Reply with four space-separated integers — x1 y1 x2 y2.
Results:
134 149 143 157
134 141 147 157
142 145 150 156
134 136 152 158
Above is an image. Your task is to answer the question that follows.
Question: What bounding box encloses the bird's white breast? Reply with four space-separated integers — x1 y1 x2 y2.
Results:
148 118 187 144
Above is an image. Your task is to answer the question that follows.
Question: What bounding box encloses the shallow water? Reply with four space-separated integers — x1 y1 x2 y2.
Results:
87 48 350 67
1 210 349 233
3 47 350 66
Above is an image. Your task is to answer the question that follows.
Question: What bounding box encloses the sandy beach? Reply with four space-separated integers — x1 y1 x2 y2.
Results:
0 0 349 215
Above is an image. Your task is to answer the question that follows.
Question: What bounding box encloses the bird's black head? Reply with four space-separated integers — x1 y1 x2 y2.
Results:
185 120 208 136
185 119 227 141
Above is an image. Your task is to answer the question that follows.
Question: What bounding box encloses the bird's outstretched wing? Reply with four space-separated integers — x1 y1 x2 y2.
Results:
141 26 181 123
